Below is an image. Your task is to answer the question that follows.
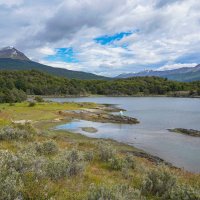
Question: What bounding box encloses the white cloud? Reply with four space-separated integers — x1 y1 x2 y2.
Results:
0 0 23 7
0 0 200 76
40 60 84 72
38 47 56 56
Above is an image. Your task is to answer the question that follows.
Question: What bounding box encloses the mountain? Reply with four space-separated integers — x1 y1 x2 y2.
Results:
0 47 108 80
0 46 30 61
116 64 200 82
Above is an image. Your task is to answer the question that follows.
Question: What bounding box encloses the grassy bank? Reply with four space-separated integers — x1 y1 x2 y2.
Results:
0 101 199 199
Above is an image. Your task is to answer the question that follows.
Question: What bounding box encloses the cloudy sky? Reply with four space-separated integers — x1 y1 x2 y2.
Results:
0 0 200 76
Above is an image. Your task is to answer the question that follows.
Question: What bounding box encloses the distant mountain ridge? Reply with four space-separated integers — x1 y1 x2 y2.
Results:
116 64 200 82
0 47 108 80
1 46 199 82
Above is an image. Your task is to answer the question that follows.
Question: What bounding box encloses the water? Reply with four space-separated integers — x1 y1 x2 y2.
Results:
48 97 200 173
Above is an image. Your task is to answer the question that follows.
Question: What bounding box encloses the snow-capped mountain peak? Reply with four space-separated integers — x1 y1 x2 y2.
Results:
0 46 30 61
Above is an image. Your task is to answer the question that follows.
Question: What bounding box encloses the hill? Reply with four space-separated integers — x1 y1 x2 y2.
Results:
0 58 108 80
0 47 108 80
116 64 200 82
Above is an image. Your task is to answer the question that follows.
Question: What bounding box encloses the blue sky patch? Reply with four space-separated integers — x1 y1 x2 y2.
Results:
45 47 79 63
94 31 133 45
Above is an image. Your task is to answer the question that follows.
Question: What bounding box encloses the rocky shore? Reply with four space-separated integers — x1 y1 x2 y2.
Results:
58 106 139 124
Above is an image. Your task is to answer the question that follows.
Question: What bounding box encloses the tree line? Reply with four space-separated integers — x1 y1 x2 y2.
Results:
0 70 200 103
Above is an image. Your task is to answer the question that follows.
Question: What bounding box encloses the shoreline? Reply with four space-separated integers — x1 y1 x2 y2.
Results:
1 100 198 174
1 100 199 198
29 94 200 99
56 125 179 170
53 103 194 173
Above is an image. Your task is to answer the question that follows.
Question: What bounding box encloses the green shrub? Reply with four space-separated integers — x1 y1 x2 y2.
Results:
125 154 136 169
170 184 200 200
0 150 22 200
87 184 145 200
67 149 82 162
45 150 85 180
108 156 124 170
142 165 177 199
67 149 85 177
0 89 27 103
35 140 58 155
45 156 68 180
0 168 21 200
84 151 94 162
98 142 116 162
0 124 36 141
34 96 44 102
16 149 46 177
67 161 85 177
28 102 36 107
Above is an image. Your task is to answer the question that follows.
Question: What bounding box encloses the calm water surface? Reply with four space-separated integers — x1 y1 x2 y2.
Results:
47 97 200 173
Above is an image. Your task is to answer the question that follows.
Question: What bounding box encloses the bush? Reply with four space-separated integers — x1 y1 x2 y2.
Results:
45 156 68 180
98 142 116 162
0 89 27 103
142 166 177 199
67 149 85 177
0 168 21 200
108 156 124 170
84 151 94 162
0 124 36 141
0 150 22 200
35 140 58 155
67 161 84 177
45 150 84 180
87 184 145 200
34 96 44 102
16 149 46 177
170 184 200 200
121 167 131 179
124 154 136 169
28 102 36 107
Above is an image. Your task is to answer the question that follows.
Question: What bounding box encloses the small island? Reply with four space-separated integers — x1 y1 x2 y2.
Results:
81 127 98 133
168 128 200 137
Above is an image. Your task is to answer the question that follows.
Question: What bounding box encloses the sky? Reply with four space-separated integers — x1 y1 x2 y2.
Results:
0 0 200 76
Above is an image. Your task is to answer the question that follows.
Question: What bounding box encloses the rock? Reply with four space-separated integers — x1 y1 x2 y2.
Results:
11 120 32 125
168 128 200 137
81 127 98 133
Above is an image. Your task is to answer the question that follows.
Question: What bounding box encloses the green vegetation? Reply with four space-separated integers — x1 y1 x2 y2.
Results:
0 70 200 103
34 96 44 102
0 58 108 80
0 102 199 199
163 69 200 82
0 124 199 199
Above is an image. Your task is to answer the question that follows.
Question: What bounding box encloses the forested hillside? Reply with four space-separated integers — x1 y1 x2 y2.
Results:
0 58 109 80
0 70 200 103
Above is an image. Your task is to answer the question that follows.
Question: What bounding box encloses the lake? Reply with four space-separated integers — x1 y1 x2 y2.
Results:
47 97 200 173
